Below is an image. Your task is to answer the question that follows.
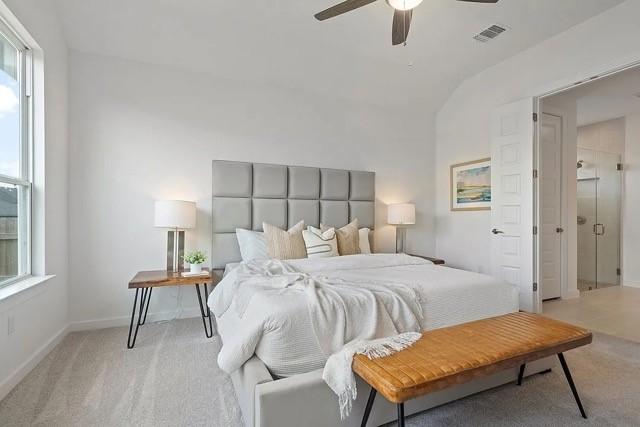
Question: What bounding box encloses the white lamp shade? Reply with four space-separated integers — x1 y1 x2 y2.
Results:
154 200 196 229
388 203 416 225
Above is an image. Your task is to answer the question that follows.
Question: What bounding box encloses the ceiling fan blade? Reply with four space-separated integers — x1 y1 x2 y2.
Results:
457 0 499 3
315 0 378 21
392 9 412 46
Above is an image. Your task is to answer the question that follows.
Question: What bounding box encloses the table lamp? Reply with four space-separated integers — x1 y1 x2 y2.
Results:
388 203 415 254
154 200 196 271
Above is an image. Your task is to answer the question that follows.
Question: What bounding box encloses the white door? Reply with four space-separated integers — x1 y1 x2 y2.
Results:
491 98 537 312
540 113 562 300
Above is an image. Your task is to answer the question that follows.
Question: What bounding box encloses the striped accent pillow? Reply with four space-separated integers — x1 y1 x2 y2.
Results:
263 221 308 260
302 226 339 258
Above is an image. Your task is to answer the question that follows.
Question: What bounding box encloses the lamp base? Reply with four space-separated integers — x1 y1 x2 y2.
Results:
395 227 408 254
166 229 185 271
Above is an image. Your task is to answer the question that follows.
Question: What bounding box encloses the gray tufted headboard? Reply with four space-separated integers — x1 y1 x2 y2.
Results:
211 160 375 269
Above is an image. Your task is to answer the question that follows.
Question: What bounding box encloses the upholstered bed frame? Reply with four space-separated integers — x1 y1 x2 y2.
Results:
211 160 555 427
212 160 375 269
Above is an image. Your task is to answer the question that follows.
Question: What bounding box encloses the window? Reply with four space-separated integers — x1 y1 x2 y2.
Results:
0 19 31 288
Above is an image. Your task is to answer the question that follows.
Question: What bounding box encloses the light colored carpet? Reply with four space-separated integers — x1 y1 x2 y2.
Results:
1 318 639 427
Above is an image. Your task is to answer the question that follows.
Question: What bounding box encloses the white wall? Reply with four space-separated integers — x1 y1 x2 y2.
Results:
0 0 69 399
67 52 436 326
623 113 640 287
435 0 640 290
578 117 626 155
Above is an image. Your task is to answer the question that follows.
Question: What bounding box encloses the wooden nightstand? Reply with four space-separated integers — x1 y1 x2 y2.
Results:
407 254 445 265
127 268 220 349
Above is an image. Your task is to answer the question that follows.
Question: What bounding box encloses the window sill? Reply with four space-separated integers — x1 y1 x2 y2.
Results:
0 275 55 302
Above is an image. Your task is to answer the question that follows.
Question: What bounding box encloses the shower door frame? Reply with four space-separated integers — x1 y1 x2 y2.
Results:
576 147 623 291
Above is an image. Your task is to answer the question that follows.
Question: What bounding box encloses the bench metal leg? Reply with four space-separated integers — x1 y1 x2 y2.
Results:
558 353 587 419
397 403 405 427
517 363 526 386
360 387 376 427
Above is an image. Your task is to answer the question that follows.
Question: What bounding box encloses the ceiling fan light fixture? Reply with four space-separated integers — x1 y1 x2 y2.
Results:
386 0 424 11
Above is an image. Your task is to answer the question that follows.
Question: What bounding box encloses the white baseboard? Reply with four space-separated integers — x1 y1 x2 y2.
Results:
563 288 581 299
623 280 640 288
0 324 70 402
69 308 202 332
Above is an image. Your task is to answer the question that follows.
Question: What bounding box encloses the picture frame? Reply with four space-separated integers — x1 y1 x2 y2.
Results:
450 158 491 211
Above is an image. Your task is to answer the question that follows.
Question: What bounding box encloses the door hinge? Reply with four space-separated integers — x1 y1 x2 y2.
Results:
533 282 538 292
617 163 623 171
617 268 621 276
533 169 538 179
533 226 538 235
533 113 538 122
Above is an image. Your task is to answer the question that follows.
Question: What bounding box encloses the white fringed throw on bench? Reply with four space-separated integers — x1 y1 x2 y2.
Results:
323 332 422 419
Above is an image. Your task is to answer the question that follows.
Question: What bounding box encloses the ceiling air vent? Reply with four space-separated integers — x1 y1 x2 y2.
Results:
473 24 507 43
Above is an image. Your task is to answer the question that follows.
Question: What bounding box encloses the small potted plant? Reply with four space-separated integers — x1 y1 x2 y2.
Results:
183 250 207 274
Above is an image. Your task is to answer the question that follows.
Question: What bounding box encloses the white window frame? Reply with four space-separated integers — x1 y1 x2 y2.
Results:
0 17 32 289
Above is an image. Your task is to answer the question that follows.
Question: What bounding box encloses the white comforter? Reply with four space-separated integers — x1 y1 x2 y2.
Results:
210 255 424 374
209 254 519 377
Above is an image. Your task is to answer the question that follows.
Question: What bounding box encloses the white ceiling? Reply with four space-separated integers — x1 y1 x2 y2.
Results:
53 0 624 111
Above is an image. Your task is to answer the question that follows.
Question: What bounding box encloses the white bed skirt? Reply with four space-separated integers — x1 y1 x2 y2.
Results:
232 355 556 427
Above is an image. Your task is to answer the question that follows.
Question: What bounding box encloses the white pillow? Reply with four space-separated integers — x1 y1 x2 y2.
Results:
303 226 339 258
359 228 371 254
236 228 268 261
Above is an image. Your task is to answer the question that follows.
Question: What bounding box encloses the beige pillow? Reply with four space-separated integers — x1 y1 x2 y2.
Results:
263 221 308 260
321 219 360 256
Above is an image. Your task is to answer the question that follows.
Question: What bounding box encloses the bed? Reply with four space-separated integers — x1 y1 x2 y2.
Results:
208 160 554 427
212 254 520 377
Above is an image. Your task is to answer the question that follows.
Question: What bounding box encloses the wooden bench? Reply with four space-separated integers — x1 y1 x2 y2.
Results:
353 312 592 427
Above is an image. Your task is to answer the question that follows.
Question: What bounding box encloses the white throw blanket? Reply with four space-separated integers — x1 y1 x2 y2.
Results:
323 332 422 419
221 259 424 418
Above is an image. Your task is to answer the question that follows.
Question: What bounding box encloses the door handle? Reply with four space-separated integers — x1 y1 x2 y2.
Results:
492 228 504 235
556 227 564 233
593 224 605 235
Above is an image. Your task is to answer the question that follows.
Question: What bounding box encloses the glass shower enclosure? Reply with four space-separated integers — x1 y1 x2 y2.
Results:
576 148 622 291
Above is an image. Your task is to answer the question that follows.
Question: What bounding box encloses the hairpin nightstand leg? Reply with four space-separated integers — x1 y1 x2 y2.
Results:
195 283 214 338
140 287 152 325
128 287 151 349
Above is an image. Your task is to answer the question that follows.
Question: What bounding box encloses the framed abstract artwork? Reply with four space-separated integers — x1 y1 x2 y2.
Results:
450 158 491 211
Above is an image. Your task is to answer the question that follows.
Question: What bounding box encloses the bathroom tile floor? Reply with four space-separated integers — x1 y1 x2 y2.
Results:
543 286 640 343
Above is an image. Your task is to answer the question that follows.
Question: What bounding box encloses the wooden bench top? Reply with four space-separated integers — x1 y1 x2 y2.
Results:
353 312 592 403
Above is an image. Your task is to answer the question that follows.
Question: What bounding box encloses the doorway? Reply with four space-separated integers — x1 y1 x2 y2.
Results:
537 63 640 299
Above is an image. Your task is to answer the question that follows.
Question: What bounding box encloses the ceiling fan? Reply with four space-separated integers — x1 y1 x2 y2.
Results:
315 0 499 46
